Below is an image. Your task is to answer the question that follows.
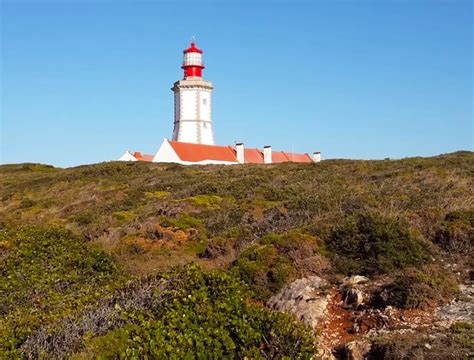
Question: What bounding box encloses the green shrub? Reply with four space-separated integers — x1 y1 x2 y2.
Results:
19 198 36 209
0 225 121 356
144 190 170 199
232 231 320 299
160 214 207 241
182 194 225 209
112 210 138 225
80 265 315 359
327 213 431 275
71 211 100 225
199 236 235 259
434 209 473 254
375 264 459 310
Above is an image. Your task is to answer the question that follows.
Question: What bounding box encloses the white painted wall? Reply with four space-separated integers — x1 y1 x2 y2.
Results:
172 80 215 145
236 143 244 164
199 90 211 121
118 151 138 161
180 90 196 120
263 147 272 164
152 139 182 163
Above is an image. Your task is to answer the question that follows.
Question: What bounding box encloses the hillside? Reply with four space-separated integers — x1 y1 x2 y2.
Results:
1 152 473 359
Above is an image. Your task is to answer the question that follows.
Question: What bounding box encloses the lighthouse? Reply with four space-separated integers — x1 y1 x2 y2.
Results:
171 41 215 145
118 40 322 165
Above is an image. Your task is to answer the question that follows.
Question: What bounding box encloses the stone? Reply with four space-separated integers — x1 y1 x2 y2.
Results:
268 276 329 329
343 275 370 285
343 288 364 307
436 284 474 326
314 347 337 360
343 340 371 360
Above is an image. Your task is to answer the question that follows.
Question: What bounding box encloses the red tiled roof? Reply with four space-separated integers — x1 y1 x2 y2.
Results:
141 154 155 162
270 151 312 163
168 141 237 163
131 141 314 164
133 152 154 162
244 148 264 164
271 151 290 163
281 152 313 163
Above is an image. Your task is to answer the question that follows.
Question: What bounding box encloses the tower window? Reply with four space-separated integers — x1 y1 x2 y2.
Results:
203 99 207 105
203 123 207 129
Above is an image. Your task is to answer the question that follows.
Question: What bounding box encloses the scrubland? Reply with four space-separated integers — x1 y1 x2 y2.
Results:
0 151 472 358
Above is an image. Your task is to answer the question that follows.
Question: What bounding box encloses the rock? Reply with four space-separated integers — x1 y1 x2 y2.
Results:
313 347 337 360
436 284 474 326
343 275 370 285
343 288 364 307
343 340 371 360
268 276 329 329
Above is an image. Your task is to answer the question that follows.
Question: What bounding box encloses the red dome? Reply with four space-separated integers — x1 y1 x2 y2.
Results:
183 41 203 54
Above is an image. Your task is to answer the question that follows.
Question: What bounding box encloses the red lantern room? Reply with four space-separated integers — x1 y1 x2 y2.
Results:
182 41 205 79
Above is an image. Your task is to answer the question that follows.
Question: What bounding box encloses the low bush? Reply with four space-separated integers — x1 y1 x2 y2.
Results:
232 231 323 299
79 265 316 359
199 236 235 259
112 210 138 225
0 225 121 357
369 322 473 360
327 213 431 275
434 209 473 255
375 264 459 310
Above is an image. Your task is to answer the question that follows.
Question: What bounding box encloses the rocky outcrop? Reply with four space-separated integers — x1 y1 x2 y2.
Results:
343 276 369 286
340 275 369 309
437 284 474 326
342 340 371 360
342 288 364 307
268 276 329 329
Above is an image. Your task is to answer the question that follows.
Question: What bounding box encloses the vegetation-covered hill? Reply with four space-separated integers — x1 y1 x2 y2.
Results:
0 152 472 358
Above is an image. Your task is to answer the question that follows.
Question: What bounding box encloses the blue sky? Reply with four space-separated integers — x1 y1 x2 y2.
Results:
1 0 472 167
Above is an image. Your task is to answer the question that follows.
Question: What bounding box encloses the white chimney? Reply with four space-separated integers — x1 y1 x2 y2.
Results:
236 143 245 164
313 151 321 163
263 146 272 164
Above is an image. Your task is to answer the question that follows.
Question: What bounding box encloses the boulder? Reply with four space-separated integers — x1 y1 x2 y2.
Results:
314 347 337 360
343 288 364 307
343 340 371 360
343 275 370 286
268 276 329 329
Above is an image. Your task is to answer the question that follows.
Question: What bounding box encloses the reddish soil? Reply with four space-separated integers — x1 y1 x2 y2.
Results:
317 288 437 352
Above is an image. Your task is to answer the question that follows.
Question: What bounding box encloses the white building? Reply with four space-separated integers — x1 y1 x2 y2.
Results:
119 139 318 165
119 40 321 165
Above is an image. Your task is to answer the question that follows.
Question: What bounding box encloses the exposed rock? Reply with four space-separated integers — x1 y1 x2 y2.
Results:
343 288 364 307
268 276 329 329
342 340 371 360
313 347 337 360
436 284 474 325
343 275 370 286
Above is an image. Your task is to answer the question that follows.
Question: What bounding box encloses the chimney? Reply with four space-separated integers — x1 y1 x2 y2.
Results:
263 146 272 164
313 151 321 163
236 143 245 164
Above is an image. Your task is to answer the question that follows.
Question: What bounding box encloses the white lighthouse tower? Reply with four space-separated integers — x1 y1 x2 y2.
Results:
171 41 215 145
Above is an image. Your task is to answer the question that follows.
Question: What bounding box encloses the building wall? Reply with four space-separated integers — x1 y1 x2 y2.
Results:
118 151 138 161
152 139 181 163
172 79 214 145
